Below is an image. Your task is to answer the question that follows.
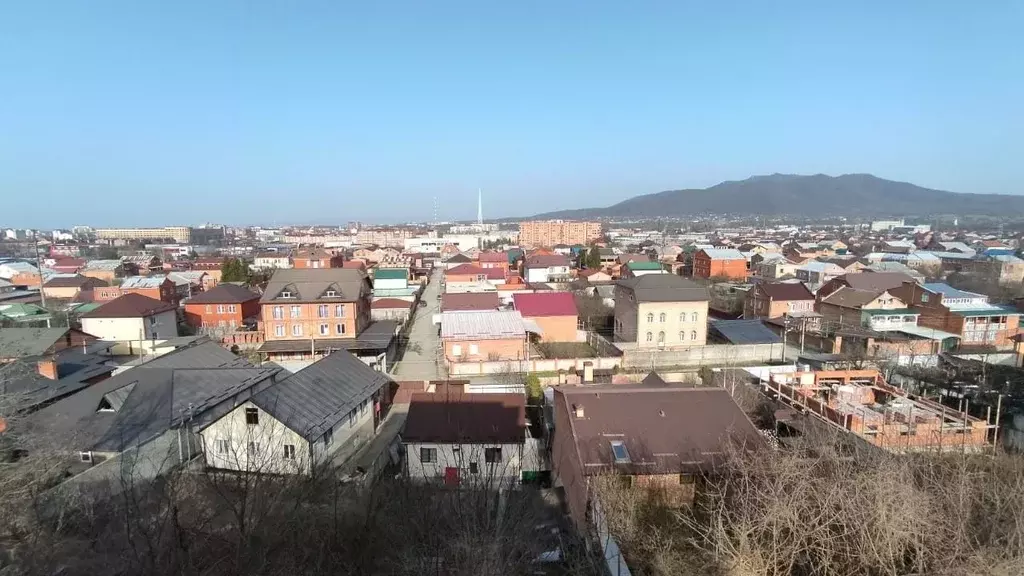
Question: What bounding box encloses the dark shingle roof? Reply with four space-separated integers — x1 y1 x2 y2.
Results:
250 351 391 440
525 254 570 268
80 293 176 318
757 282 815 301
838 272 914 292
43 275 107 289
440 292 500 312
0 327 75 359
821 287 884 309
185 283 260 305
403 389 525 444
615 275 708 303
710 319 782 344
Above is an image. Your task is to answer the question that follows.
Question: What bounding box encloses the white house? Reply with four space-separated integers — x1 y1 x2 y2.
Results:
199 350 391 475
79 293 178 355
402 390 527 488
523 254 571 284
253 252 293 270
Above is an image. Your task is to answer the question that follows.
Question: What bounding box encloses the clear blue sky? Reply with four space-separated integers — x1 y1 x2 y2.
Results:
1 1 1020 228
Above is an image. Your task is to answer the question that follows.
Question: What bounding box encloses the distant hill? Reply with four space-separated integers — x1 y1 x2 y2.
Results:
534 174 1024 219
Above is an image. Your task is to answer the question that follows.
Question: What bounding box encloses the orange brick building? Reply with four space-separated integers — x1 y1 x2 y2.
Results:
440 310 528 363
183 284 261 330
292 247 345 269
512 292 579 342
692 248 748 280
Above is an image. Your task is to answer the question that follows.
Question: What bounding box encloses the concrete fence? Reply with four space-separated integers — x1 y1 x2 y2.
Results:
620 343 783 369
447 356 623 376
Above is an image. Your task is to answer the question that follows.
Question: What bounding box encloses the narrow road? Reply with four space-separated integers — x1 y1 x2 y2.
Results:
390 268 443 380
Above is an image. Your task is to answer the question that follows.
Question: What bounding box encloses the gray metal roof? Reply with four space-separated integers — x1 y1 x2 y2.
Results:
710 319 782 345
249 351 391 440
615 275 709 303
260 268 370 303
0 327 74 359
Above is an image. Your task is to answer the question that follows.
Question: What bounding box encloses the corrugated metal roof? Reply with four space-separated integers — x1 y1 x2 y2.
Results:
710 319 782 345
441 310 526 340
120 275 168 289
615 275 708 303
699 248 746 260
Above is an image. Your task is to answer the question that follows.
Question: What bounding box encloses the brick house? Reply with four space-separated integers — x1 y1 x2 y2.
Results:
692 248 747 280
477 251 509 272
891 282 1020 350
743 282 815 319
613 275 710 348
817 272 915 302
42 275 109 300
440 310 530 364
551 381 765 530
118 275 178 306
190 258 225 287
512 292 579 342
183 283 261 330
257 268 372 361
292 247 344 269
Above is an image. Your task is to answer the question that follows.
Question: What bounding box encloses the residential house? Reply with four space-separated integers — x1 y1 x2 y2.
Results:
0 303 52 326
892 283 1021 350
403 389 526 487
743 282 816 320
818 287 912 328
183 284 261 330
199 350 390 475
0 327 98 363
370 298 414 322
512 292 579 342
796 261 845 285
444 264 505 292
692 248 747 280
292 247 344 269
523 254 572 284
121 254 161 272
0 343 116 416
372 268 410 290
478 251 510 273
79 293 179 355
440 310 531 364
42 275 108 300
49 257 87 274
81 259 130 283
253 252 292 270
189 258 225 288
0 262 43 289
757 254 801 279
989 255 1024 285
24 342 278 484
440 292 501 313
119 275 178 306
864 262 926 283
597 248 618 267
613 275 710 348
167 271 208 301
444 253 474 270
822 257 866 274
624 261 666 278
551 383 765 530
577 269 612 283
257 268 373 360
817 272 916 302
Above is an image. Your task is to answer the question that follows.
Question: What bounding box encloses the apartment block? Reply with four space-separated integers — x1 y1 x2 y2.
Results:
518 220 602 249
96 226 193 243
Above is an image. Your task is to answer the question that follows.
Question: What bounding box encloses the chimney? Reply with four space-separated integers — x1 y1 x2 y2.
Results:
572 403 585 419
583 361 594 383
38 357 59 380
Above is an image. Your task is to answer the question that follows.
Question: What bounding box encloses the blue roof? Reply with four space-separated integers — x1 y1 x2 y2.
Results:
922 283 983 300
710 319 782 345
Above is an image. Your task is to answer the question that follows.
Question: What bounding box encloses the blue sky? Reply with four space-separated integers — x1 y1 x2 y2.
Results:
1 1 1020 227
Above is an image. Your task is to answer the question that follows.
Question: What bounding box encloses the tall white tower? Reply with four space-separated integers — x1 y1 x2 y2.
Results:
477 188 483 225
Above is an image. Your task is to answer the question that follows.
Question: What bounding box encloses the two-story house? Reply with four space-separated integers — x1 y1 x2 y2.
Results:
257 268 373 363
523 254 572 283
743 282 816 319
892 282 1020 350
692 248 747 280
118 275 179 306
613 275 710 348
292 247 344 269
795 261 845 286
440 310 531 366
183 284 261 331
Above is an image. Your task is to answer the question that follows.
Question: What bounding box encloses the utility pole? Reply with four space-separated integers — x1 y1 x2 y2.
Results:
33 233 52 328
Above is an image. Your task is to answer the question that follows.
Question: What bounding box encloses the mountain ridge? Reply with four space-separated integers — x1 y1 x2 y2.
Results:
533 174 1023 219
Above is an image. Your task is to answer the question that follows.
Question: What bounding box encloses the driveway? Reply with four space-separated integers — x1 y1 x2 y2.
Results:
390 268 443 381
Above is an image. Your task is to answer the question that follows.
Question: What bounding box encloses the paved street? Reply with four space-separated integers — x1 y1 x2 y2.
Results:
390 268 443 381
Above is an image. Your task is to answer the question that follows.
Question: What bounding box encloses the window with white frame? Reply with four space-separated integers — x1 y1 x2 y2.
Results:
228 304 236 313
452 344 462 356
283 444 296 460
420 447 437 463
646 332 653 342
318 304 329 318
320 323 329 335
247 442 259 456
659 312 666 323
292 324 302 336
217 305 225 314
216 439 229 454
647 313 654 322
275 324 285 337
336 323 345 335
484 447 502 463
679 331 685 341
205 305 212 313
290 305 301 318
335 304 345 317
691 312 699 322
272 306 283 319
691 330 698 341
469 343 479 355
680 312 686 322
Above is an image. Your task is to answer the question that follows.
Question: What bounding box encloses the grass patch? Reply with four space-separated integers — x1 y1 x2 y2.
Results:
536 342 600 358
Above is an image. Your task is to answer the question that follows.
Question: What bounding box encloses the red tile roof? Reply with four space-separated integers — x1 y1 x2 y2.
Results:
512 292 578 317
371 298 413 309
477 251 507 263
80 293 176 318
445 264 487 276
483 268 505 281
440 292 500 312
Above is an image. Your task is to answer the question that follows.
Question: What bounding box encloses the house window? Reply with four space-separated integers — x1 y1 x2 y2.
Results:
245 407 259 425
247 442 259 456
679 331 685 341
275 324 285 337
452 344 462 356
318 304 329 318
290 305 301 318
645 332 652 342
336 323 345 335
484 447 502 463
658 331 665 344
360 399 368 415
469 344 479 355
335 305 345 317
647 313 654 323
79 451 93 463
228 305 236 313
320 323 329 335
217 305 225 314
691 312 699 322
272 306 283 320
680 312 686 322
420 447 437 463
325 290 337 297
324 426 334 445
280 291 293 298
469 462 479 474
659 313 666 323
610 440 630 463
216 439 229 454
349 409 357 427
921 293 929 303
283 444 296 460
205 305 212 313
292 324 303 336
691 330 698 341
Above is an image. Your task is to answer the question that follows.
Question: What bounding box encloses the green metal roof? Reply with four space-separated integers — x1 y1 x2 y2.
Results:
953 307 1020 317
861 308 916 316
373 268 408 280
626 261 664 271
0 303 50 319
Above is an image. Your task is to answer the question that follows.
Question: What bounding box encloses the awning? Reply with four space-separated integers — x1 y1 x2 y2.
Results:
896 325 961 341
522 318 544 335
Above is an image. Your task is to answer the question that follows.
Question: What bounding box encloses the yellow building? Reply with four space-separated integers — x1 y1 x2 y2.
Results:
96 226 192 243
519 220 601 249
